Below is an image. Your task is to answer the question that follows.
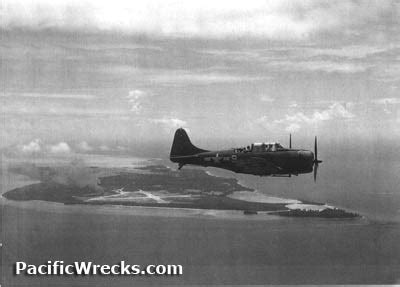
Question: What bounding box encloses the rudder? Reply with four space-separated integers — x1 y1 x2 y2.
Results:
170 128 207 159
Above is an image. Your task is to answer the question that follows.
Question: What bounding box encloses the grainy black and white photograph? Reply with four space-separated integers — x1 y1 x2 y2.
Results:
1 0 400 285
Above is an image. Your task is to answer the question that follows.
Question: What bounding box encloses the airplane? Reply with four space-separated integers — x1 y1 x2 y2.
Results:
170 128 322 181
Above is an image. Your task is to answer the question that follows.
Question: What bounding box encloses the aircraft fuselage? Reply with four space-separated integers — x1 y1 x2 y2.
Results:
171 148 314 176
170 128 318 177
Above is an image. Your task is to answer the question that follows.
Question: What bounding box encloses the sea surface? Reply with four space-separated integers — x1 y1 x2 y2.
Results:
1 152 400 285
2 200 400 286
166 139 400 223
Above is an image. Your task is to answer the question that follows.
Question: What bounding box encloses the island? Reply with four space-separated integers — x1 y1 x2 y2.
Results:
3 164 359 218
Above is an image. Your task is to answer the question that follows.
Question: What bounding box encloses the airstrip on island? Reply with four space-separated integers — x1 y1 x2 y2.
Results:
3 165 358 218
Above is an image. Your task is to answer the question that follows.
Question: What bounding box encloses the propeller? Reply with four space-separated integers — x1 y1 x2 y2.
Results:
289 134 292 149
313 136 323 182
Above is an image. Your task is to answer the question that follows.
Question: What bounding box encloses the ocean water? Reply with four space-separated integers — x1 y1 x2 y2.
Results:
1 149 400 285
1 200 400 286
164 138 400 223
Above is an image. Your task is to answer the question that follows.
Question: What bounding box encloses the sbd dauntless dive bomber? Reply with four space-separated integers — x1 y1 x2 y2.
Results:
170 128 322 181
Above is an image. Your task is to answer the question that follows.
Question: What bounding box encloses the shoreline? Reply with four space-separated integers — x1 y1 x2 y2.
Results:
3 198 371 226
2 165 360 220
1 197 286 221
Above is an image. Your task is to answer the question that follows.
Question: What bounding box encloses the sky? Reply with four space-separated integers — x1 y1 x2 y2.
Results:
1 0 400 157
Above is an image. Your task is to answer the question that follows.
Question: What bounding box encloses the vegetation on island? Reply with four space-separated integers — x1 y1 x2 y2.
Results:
3 165 359 219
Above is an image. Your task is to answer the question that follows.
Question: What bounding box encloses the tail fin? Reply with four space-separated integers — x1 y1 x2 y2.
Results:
170 128 208 159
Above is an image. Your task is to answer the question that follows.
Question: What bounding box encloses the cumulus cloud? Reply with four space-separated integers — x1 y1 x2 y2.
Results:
372 98 400 105
259 95 275 103
48 142 71 153
258 102 355 132
126 90 147 114
285 123 301 133
372 97 400 114
76 141 93 152
2 0 398 40
99 145 110 151
151 117 187 131
277 103 355 124
21 139 41 153
19 139 73 154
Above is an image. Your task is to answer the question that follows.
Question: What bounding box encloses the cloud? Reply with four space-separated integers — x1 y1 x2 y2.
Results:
372 63 400 83
372 98 400 105
116 145 127 151
258 102 355 132
197 45 385 76
199 49 261 61
196 45 396 77
2 0 397 40
300 45 393 60
259 95 275 103
199 44 398 64
0 92 96 100
76 141 93 152
151 117 187 131
269 60 369 74
21 139 41 153
99 65 267 85
285 123 301 133
48 142 71 153
278 102 355 123
1 94 129 118
19 139 73 154
150 71 266 85
372 97 400 114
99 145 110 151
2 105 130 118
126 89 147 114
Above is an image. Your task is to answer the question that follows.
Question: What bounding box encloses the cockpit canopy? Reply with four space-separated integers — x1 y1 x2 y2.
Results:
234 142 285 153
252 142 284 152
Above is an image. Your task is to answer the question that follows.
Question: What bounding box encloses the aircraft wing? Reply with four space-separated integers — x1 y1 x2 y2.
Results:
235 156 283 175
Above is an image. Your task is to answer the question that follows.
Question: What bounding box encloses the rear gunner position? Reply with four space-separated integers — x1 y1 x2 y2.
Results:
170 128 322 181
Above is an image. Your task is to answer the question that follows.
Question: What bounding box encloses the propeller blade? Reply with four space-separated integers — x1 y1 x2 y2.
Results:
289 134 292 149
314 136 318 161
313 136 322 182
314 136 322 164
313 162 318 182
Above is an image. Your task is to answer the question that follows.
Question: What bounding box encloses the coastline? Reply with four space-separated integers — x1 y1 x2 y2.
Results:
2 165 360 219
1 197 285 221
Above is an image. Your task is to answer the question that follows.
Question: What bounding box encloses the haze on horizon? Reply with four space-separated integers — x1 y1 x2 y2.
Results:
1 0 400 157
